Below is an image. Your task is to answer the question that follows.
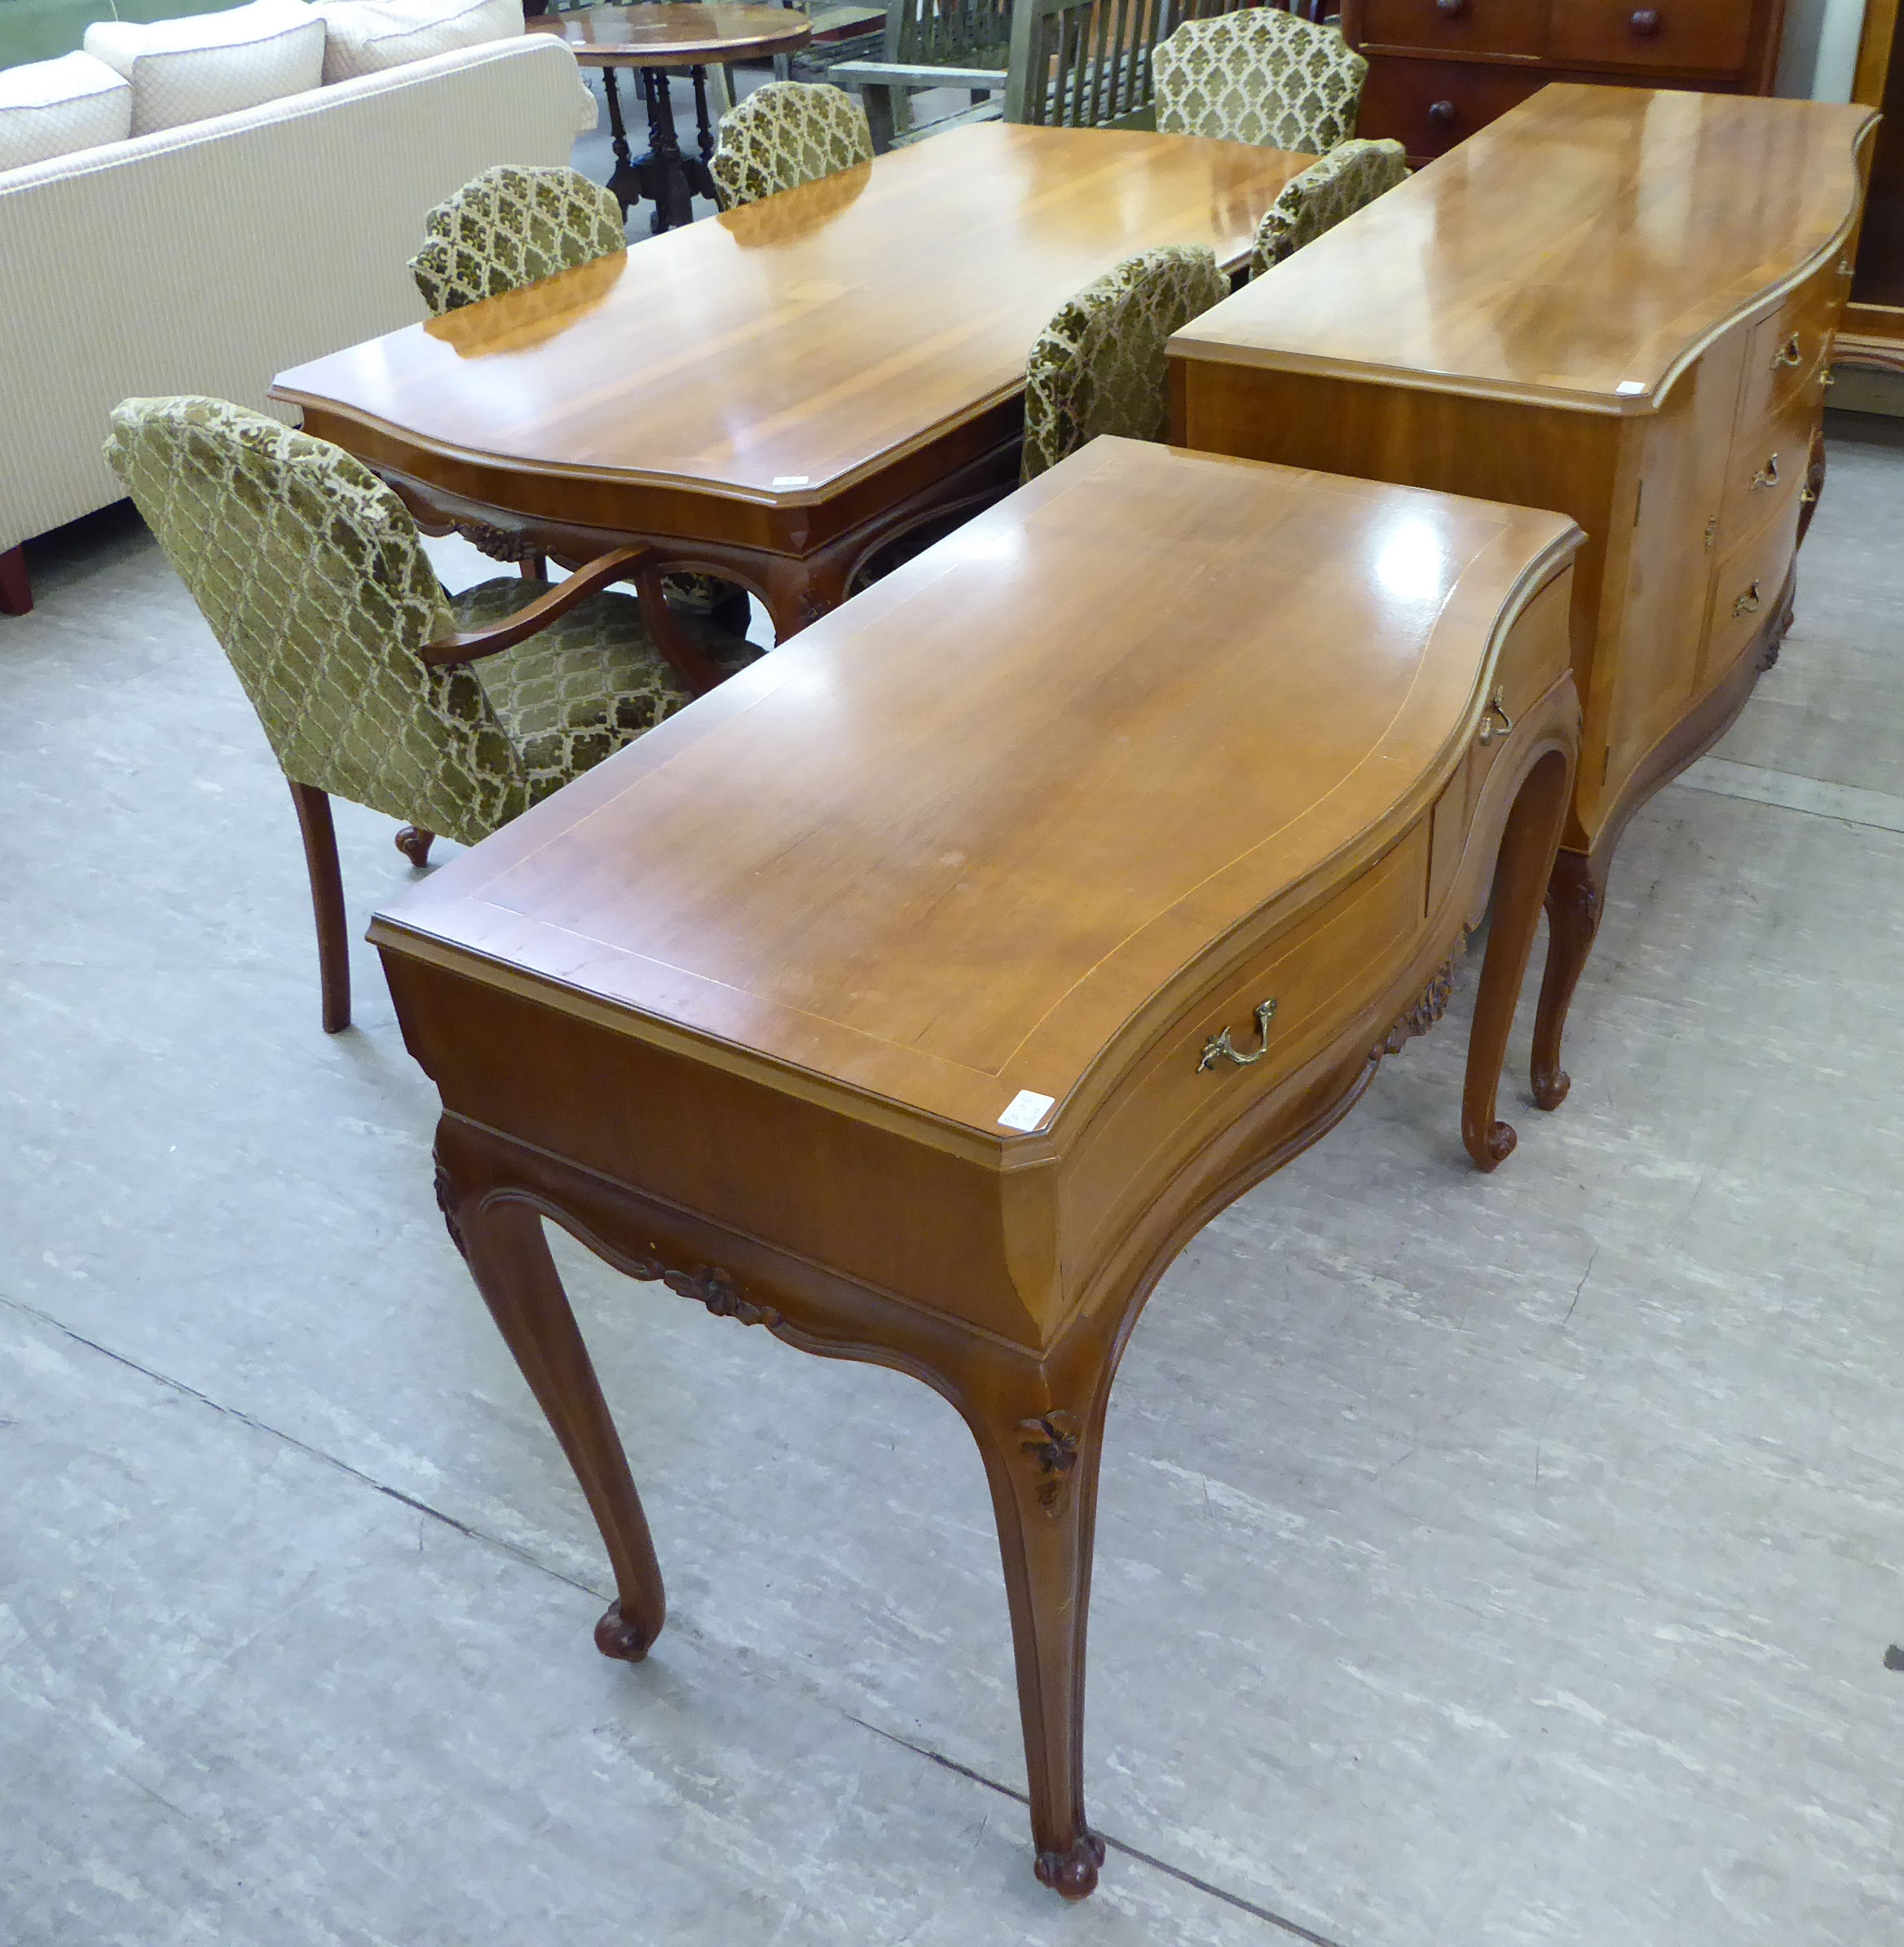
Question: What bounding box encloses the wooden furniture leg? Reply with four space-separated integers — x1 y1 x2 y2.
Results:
288 781 350 1033
435 1128 668 1660
1463 746 1574 1168
395 826 435 868
0 544 30 616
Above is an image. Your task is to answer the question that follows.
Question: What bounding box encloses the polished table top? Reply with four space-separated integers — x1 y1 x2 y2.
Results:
1171 85 1876 414
372 438 1577 1141
271 126 1312 525
527 3 813 65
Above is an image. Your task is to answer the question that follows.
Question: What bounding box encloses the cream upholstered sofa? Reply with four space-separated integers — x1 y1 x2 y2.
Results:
0 33 594 610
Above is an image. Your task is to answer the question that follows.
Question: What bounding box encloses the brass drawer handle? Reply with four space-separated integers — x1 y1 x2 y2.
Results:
1773 333 1803 369
1840 256 1855 279
1752 454 1779 490
1477 685 1514 746
1198 998 1277 1072
1733 581 1763 618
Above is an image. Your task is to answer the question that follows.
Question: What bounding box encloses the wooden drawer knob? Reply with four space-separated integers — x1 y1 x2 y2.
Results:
1429 99 1457 127
1629 7 1662 33
1435 0 1468 15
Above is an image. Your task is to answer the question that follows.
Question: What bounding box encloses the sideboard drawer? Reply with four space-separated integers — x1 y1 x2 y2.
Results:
1355 55 1549 157
1703 489 1802 683
1357 0 1546 59
1736 268 1842 432
1548 0 1751 74
1717 381 1815 552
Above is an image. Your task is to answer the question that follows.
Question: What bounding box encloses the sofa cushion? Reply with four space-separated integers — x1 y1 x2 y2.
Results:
85 0 325 136
0 49 131 170
315 0 521 85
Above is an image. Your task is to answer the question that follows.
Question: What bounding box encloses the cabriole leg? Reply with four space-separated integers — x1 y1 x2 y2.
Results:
435 1137 668 1660
963 1381 1108 1899
1531 847 1607 1114
1463 747 1574 1170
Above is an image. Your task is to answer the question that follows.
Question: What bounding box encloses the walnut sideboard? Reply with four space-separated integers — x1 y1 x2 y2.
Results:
1170 83 1875 1110
370 438 1582 1897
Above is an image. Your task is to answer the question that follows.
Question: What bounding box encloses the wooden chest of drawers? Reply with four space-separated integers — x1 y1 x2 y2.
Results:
1342 0 1789 162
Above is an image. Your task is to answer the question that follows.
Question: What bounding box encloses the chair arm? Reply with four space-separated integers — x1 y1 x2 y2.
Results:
421 545 654 664
830 60 1008 89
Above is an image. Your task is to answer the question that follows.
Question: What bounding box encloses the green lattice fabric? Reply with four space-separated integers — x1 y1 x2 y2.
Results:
104 398 750 847
1250 138 1408 277
409 165 627 315
711 81 873 209
1020 246 1230 482
1153 11 1367 153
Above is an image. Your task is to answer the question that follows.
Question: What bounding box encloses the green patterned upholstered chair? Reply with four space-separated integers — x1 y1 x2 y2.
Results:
408 163 627 315
1020 245 1231 482
1250 137 1408 277
710 81 873 209
1153 9 1366 154
105 397 753 1033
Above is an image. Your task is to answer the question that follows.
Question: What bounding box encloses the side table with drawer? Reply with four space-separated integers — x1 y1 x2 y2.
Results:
1341 0 1789 164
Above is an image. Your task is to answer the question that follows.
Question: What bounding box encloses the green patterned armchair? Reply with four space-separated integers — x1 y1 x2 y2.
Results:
1153 9 1367 154
1250 137 1408 276
104 397 753 1033
710 81 874 209
1021 245 1230 482
408 164 628 315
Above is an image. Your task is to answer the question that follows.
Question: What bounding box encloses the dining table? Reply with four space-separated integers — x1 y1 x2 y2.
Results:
269 123 1314 637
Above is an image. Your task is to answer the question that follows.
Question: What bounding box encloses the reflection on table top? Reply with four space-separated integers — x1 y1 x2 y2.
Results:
1172 85 1877 412
527 2 813 64
368 438 1577 1134
271 125 1311 511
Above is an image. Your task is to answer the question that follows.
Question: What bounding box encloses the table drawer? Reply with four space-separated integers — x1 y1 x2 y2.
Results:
1703 490 1801 682
1548 0 1751 73
1064 823 1430 1266
1356 54 1549 158
1356 0 1546 59
1735 264 1844 433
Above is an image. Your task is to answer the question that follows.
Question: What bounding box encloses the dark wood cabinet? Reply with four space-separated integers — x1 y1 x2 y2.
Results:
1341 0 1788 163
1839 0 1904 371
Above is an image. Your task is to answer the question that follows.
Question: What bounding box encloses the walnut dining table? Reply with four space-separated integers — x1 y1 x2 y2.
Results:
268 123 1313 638
371 438 1584 1898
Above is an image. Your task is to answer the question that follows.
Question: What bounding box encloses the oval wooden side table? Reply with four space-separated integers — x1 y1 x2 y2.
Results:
530 4 814 231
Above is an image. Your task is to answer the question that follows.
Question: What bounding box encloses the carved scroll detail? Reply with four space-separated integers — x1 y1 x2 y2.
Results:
1373 955 1457 1059
457 520 539 565
1019 1410 1082 1517
629 1258 782 1330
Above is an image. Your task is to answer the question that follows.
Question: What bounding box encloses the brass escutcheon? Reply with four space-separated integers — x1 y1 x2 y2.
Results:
1752 454 1780 489
1734 581 1763 617
1198 998 1277 1073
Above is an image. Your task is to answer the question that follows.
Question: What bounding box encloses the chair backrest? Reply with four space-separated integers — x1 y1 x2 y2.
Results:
409 165 627 315
886 0 1014 70
711 82 875 209
1021 244 1229 480
1003 0 1254 131
1153 7 1366 151
1250 136 1406 275
104 398 530 845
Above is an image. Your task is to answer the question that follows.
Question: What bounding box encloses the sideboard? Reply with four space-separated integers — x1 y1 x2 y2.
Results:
1170 84 1875 1108
1340 0 1788 163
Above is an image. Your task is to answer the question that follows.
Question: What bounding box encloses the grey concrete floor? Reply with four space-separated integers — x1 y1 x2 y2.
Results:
3 414 1904 1945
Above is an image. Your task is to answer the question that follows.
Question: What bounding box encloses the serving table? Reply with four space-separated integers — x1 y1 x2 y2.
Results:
370 438 1583 1896
269 124 1311 638
1170 84 1875 1110
529 5 813 231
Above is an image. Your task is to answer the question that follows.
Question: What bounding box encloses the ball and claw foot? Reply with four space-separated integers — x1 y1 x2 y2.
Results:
593 1601 656 1663
1034 1827 1106 1901
1532 1066 1571 1112
395 825 434 869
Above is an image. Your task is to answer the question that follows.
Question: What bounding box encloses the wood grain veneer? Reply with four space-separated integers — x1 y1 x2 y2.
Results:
1169 81 1875 1108
371 438 1584 1898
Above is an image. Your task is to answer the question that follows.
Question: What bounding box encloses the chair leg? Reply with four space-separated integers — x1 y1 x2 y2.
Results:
0 544 31 616
394 826 435 869
288 781 350 1033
